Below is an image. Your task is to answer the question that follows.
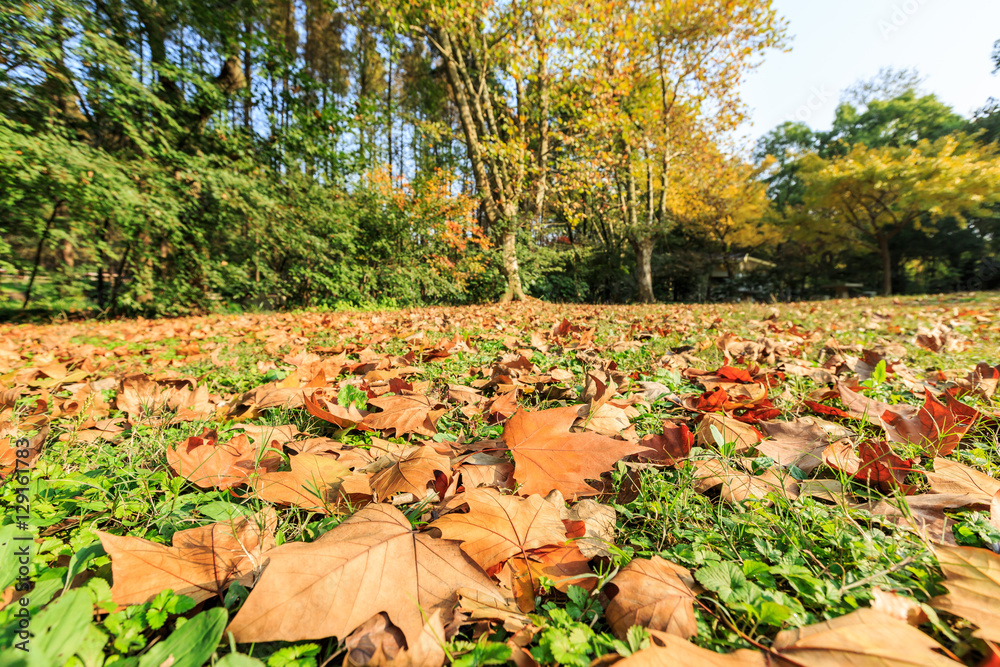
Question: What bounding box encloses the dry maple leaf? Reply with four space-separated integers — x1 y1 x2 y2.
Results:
430 488 567 571
304 388 370 430
98 511 275 606
839 383 912 422
456 588 530 633
615 631 767 667
226 503 502 647
251 452 353 512
870 587 929 627
772 607 960 666
859 494 989 547
343 610 446 667
930 545 1000 643
227 370 325 419
757 418 835 473
370 445 451 500
829 440 916 493
925 458 1000 499
560 498 616 558
500 542 594 612
637 421 693 466
601 556 700 640
502 406 644 499
881 394 969 457
166 429 281 490
690 458 799 502
695 414 762 454
363 394 444 437
115 374 170 423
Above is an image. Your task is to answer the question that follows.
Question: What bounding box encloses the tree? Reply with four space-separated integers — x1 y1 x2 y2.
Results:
798 136 1000 296
841 67 925 109
377 0 561 302
568 0 787 302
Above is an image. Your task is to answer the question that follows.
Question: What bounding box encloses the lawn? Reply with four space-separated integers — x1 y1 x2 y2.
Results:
1 293 999 667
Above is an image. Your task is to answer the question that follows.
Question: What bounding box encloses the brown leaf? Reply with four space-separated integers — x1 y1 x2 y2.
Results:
839 383 909 422
501 543 594 611
822 439 861 475
695 414 762 454
304 388 370 430
456 456 515 491
637 421 693 466
860 494 989 546
251 453 353 512
930 545 1000 643
343 611 446 667
881 394 969 457
870 588 929 627
772 607 959 665
502 406 644 500
166 429 280 490
371 445 451 500
98 511 275 606
602 556 699 640
430 488 567 571
690 459 799 502
925 458 1000 499
561 499 616 559
226 504 503 647
758 418 835 473
364 394 444 437
615 632 767 667
456 588 530 633
0 420 49 478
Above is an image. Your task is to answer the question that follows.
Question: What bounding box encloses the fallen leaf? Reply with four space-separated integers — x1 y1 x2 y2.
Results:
227 504 502 647
758 418 833 473
601 556 699 640
925 458 1000 499
615 632 767 666
371 445 451 500
881 394 969 457
167 429 280 490
343 611 446 667
860 494 989 546
561 499 616 559
364 394 444 437
304 388 370 430
772 607 959 665
430 488 567 571
637 421 693 466
870 587 929 626
98 511 275 606
502 406 644 499
930 545 1000 643
695 414 762 454
251 453 353 512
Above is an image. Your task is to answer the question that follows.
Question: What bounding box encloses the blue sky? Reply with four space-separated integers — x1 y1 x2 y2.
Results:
740 0 1000 141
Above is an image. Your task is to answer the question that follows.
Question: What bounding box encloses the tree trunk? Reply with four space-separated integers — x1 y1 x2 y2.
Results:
878 234 893 296
632 236 655 303
23 201 62 309
243 20 252 130
499 229 525 302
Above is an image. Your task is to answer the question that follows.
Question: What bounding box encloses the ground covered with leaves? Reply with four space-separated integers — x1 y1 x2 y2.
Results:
2 294 1000 667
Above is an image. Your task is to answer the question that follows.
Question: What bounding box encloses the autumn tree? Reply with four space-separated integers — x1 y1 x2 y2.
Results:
374 0 563 302
798 136 1000 296
676 151 777 279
